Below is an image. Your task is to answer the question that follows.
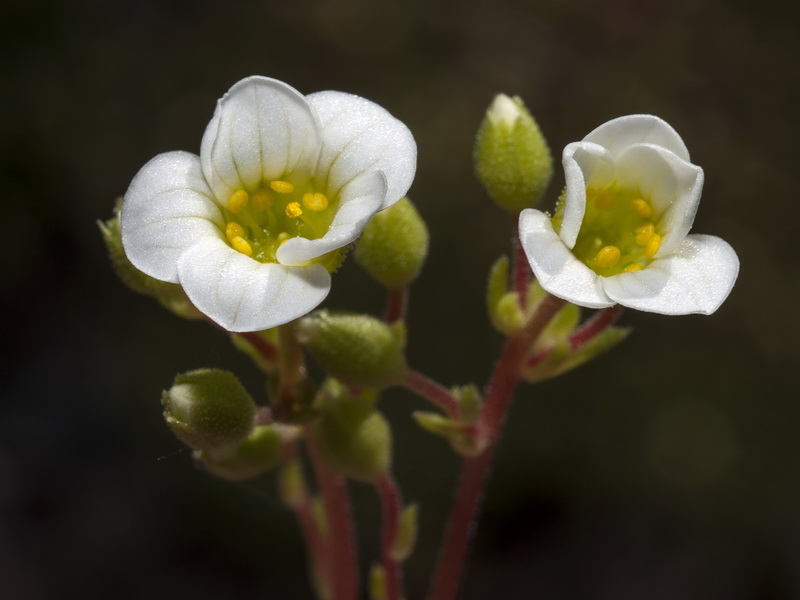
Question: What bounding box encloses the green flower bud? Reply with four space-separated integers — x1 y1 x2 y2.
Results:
99 202 201 320
311 380 392 483
413 411 486 458
354 197 429 289
299 312 408 389
197 424 293 481
474 94 553 212
162 369 257 451
278 460 306 510
369 564 388 600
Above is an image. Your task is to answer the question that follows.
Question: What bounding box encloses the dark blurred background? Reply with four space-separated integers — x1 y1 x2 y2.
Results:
2 0 799 598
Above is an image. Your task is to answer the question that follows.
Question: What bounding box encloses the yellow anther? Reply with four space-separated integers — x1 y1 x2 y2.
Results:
227 189 249 213
251 188 273 210
595 190 616 211
270 180 294 194
624 263 643 273
225 222 246 242
644 233 662 258
230 236 253 256
631 198 653 217
285 202 303 218
635 222 655 246
302 192 329 212
596 245 621 268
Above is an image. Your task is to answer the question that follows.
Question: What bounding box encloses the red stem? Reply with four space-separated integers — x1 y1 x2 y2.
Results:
385 287 409 324
377 476 404 600
305 430 360 600
568 304 624 350
237 331 279 364
426 293 566 600
401 369 460 417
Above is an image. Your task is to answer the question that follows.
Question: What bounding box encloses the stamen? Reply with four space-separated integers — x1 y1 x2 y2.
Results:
635 223 655 246
595 190 616 211
596 245 621 268
228 189 249 213
624 263 643 273
225 222 245 242
303 192 329 212
230 236 253 256
285 202 303 218
251 188 273 210
270 180 294 194
631 198 652 218
644 233 662 258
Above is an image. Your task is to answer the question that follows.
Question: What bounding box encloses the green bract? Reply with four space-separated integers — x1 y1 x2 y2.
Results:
474 94 553 213
299 312 408 389
197 424 290 481
354 197 429 289
162 369 257 451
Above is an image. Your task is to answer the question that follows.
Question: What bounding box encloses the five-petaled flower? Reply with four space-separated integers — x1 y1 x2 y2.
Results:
519 114 738 315
122 76 416 331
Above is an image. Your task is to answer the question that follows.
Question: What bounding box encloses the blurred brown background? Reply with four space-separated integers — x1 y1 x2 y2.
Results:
2 0 799 598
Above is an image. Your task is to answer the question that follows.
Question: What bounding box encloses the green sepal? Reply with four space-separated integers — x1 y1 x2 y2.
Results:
278 459 305 510
197 424 296 481
413 411 486 458
453 384 482 424
162 369 257 451
487 255 526 335
311 380 392 483
299 311 408 389
474 94 553 213
355 197 429 289
99 202 201 320
522 326 630 383
391 503 419 563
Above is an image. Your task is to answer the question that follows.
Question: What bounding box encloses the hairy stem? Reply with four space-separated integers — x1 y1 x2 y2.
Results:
401 369 460 417
377 476 404 600
426 293 566 600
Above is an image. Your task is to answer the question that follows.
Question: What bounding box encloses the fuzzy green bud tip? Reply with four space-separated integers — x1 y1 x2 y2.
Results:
354 197 429 289
162 369 257 451
391 503 419 562
299 312 408 389
474 94 553 213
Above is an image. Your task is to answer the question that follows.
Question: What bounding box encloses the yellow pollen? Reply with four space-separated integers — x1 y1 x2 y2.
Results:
225 222 245 242
285 202 303 218
227 189 249 213
270 180 294 194
303 192 329 212
635 222 655 246
251 188 273 210
595 190 616 211
631 198 652 217
624 263 643 273
644 233 662 258
230 236 253 256
596 245 621 268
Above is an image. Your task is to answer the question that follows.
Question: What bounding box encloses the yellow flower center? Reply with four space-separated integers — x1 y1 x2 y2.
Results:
572 183 662 276
222 178 338 264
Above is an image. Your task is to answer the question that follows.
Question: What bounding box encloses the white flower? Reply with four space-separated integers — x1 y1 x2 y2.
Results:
121 76 416 332
519 115 738 315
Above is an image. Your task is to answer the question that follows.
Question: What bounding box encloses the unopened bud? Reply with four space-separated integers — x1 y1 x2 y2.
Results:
354 197 429 289
197 424 291 481
474 94 553 212
162 369 256 451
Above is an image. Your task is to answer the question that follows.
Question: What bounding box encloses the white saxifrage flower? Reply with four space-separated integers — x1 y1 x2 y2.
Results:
519 115 738 315
121 76 416 332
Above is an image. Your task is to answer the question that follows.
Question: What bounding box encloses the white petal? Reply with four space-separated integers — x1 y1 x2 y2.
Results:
306 90 416 210
583 114 690 162
561 141 615 248
602 234 739 315
519 209 615 308
616 143 703 255
277 171 386 265
177 237 331 332
121 151 223 283
200 76 322 202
